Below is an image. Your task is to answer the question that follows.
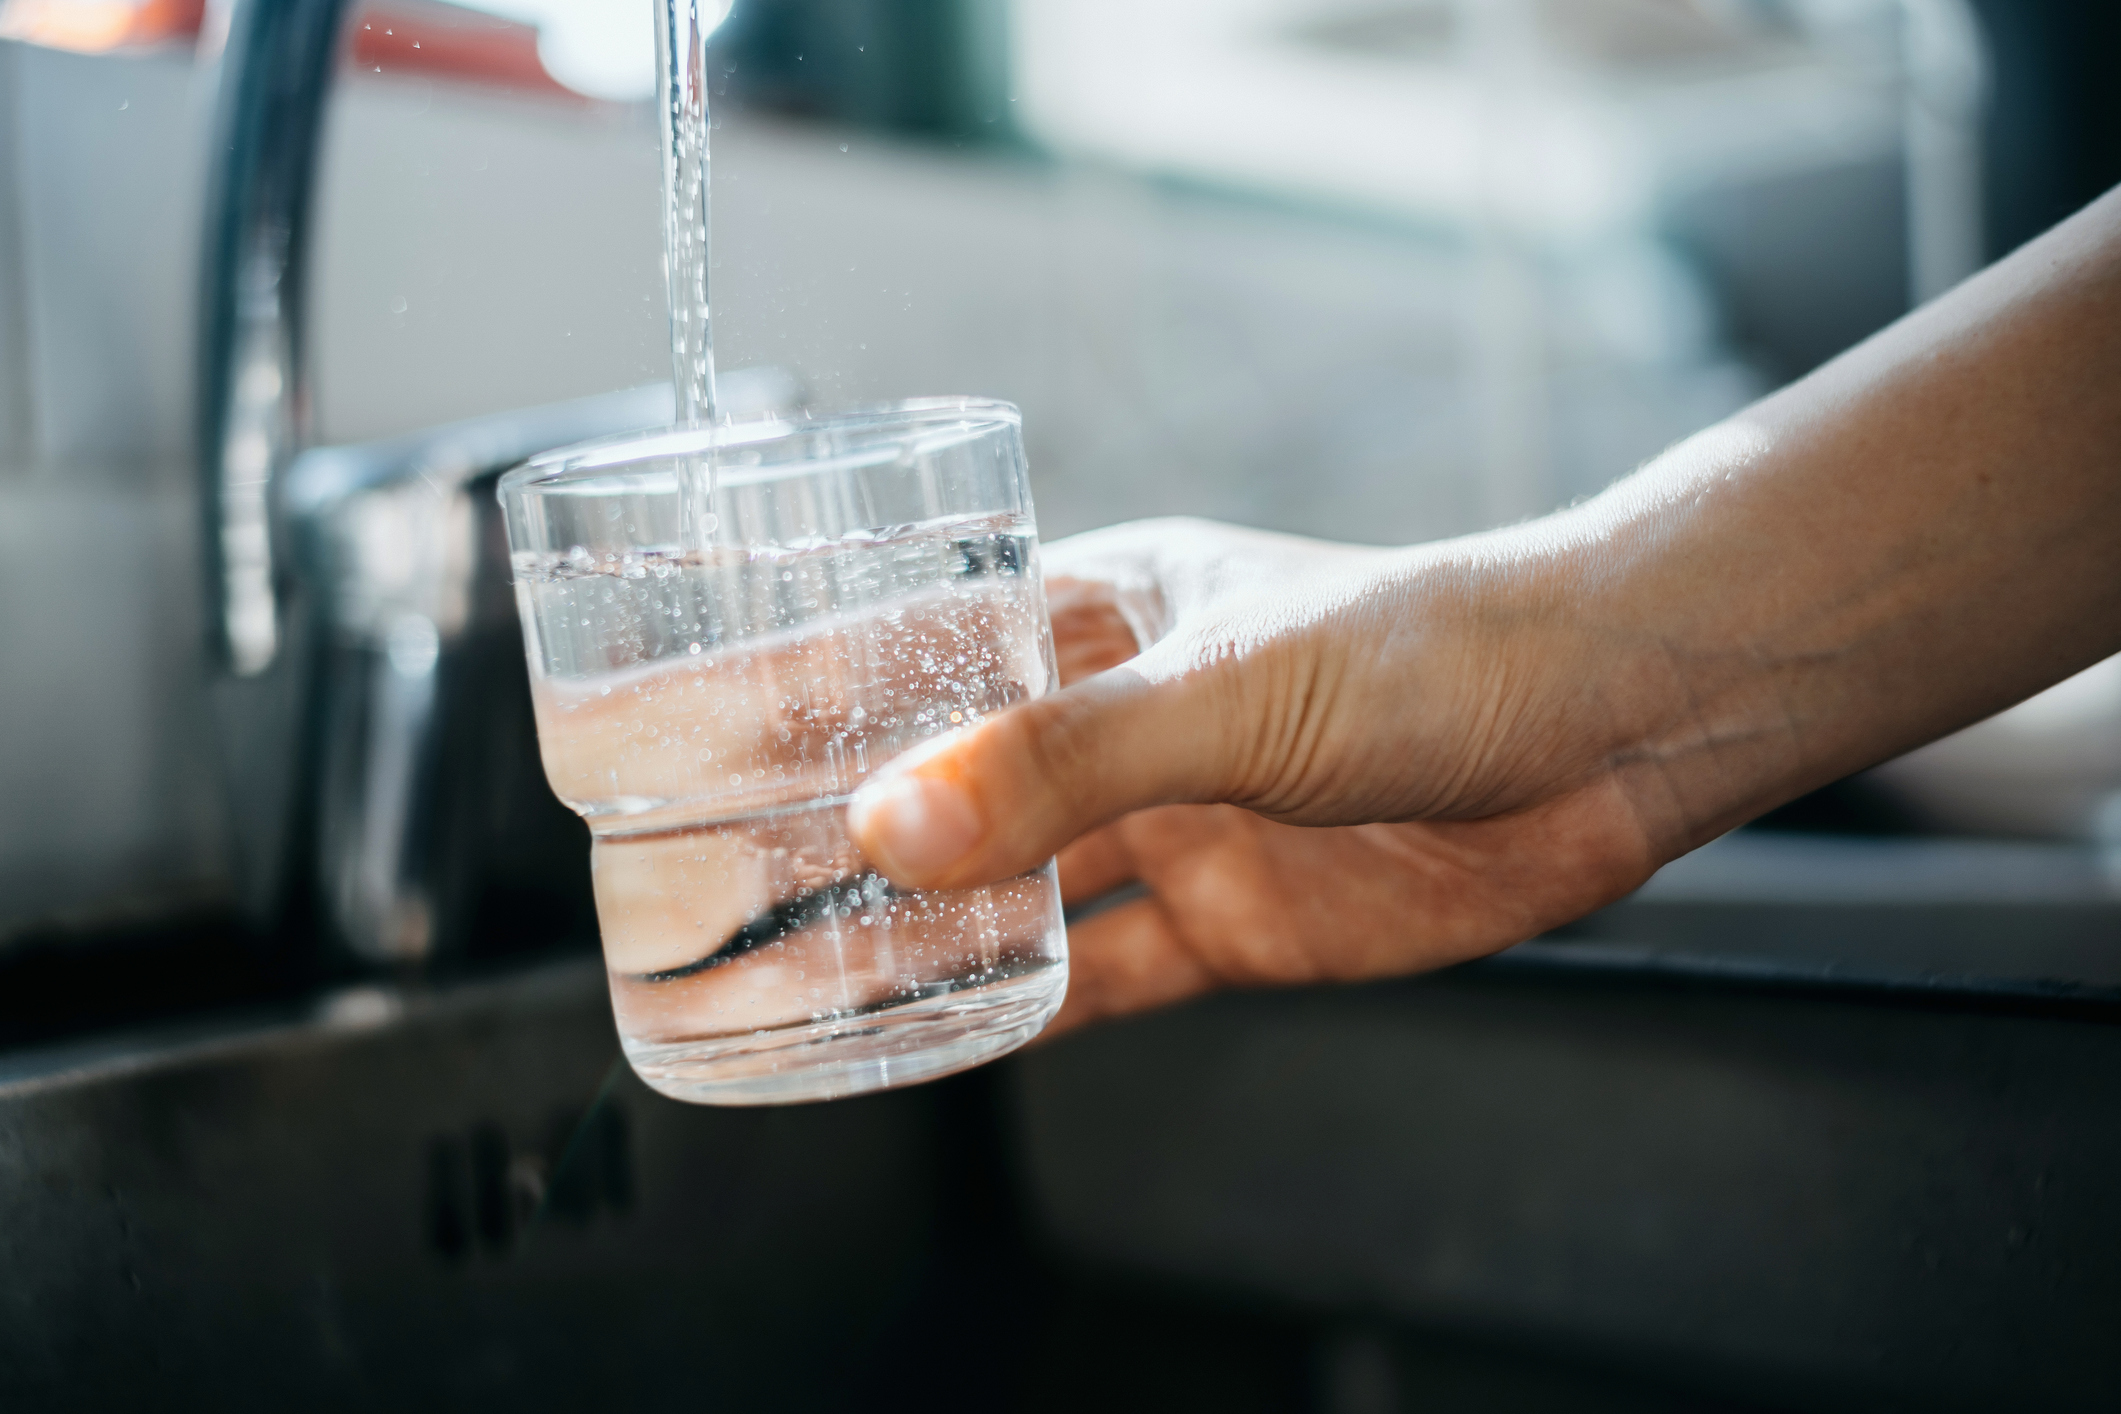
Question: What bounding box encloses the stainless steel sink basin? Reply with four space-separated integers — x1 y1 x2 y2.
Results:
1004 833 2121 1412
0 959 985 1409
8 832 2120 1412
1009 955 2121 1414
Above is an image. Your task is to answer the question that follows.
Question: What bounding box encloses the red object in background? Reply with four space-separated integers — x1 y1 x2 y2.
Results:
0 0 202 52
347 0 577 100
0 0 579 102
124 0 198 44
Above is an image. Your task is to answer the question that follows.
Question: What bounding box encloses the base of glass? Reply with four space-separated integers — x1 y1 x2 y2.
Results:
620 963 1068 1106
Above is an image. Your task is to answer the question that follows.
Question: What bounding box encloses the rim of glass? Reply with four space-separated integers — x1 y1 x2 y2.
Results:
498 396 1022 498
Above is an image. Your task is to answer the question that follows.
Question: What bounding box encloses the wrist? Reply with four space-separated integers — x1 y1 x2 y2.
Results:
1416 491 1795 864
1530 438 1859 859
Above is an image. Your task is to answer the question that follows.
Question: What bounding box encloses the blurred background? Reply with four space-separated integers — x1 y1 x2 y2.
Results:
3 2 2121 1410
6 0 2121 946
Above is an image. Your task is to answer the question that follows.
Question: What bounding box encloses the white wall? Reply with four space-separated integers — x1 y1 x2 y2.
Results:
310 81 1756 544
309 77 669 443
0 45 229 938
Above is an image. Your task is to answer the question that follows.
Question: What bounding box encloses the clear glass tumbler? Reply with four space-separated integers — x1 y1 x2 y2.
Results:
499 399 1068 1105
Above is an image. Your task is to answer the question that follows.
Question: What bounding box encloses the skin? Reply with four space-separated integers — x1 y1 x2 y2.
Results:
848 186 2121 1037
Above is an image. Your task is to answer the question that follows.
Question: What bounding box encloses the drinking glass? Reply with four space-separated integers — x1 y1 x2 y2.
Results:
499 399 1067 1105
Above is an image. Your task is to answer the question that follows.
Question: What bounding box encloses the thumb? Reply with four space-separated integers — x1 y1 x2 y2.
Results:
847 660 1227 890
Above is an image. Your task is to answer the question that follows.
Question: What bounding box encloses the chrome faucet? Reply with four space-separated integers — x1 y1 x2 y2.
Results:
196 0 793 967
197 0 347 938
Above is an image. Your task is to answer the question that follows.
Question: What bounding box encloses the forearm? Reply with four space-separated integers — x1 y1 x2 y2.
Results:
1559 185 2121 855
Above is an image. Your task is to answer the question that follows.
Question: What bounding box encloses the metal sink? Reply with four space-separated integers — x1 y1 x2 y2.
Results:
1005 831 2121 1414
0 958 1005 1410
8 831 2120 1413
1010 963 2121 1413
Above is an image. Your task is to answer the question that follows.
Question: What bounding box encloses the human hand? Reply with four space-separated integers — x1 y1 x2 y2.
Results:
849 518 1665 1035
